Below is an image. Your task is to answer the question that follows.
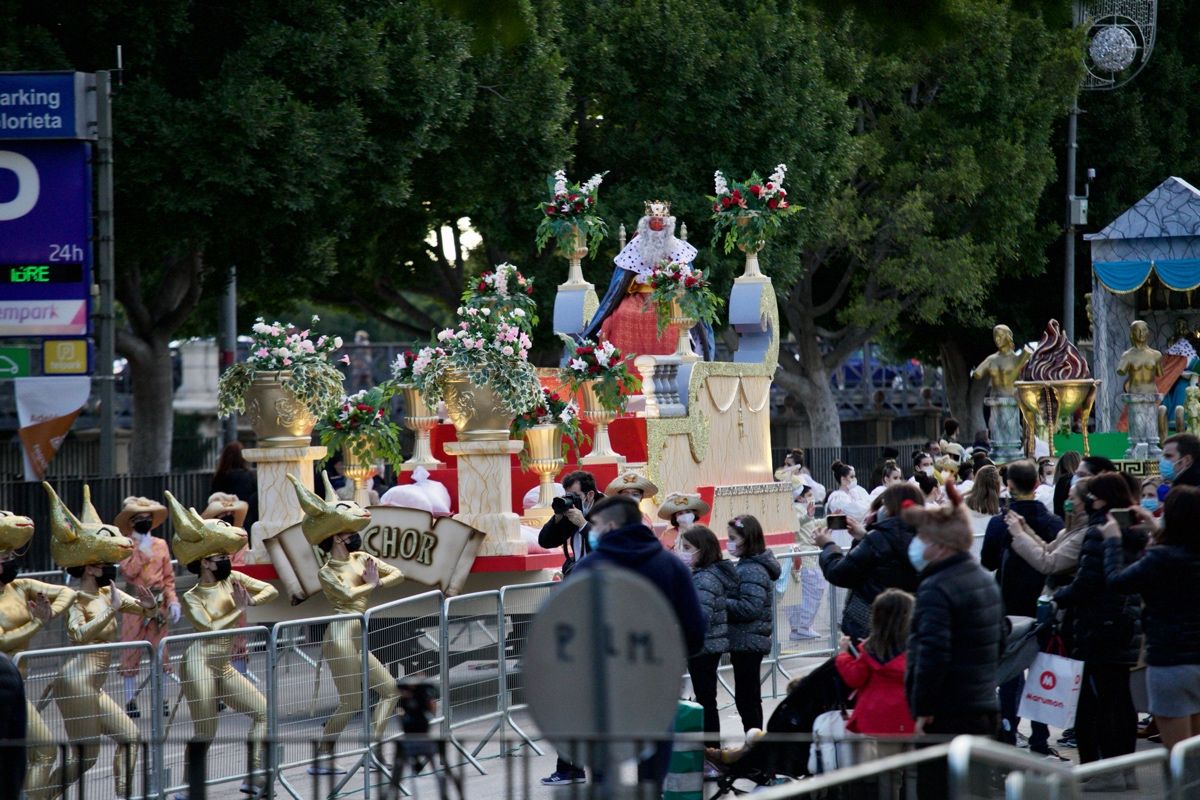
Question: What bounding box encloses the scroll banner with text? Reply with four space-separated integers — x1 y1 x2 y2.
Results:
15 375 89 480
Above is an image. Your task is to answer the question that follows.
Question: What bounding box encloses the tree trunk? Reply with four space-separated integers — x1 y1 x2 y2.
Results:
938 340 987 439
776 370 842 448
127 336 175 474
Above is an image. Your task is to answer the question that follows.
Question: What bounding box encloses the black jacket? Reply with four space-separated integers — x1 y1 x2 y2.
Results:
905 552 1004 719
819 516 921 639
1172 461 1200 488
692 560 738 656
0 654 26 799
982 499 1063 617
571 522 706 656
727 551 782 654
1105 541 1200 667
538 514 592 575
1053 513 1144 664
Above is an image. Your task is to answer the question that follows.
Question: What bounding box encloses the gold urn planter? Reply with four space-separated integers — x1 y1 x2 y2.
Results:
524 423 564 520
242 371 317 448
441 368 514 441
341 444 381 507
563 224 590 287
579 379 626 466
1013 379 1101 458
735 215 766 279
398 385 444 471
670 300 701 363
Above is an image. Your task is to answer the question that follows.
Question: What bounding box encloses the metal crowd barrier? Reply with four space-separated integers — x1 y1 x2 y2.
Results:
441 590 502 770
15 640 156 799
497 581 555 757
155 625 274 798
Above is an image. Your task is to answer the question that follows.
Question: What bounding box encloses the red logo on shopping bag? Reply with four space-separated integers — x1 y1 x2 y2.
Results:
1040 671 1057 691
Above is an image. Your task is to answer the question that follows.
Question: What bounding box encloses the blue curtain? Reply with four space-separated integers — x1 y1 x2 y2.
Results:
1094 259 1200 293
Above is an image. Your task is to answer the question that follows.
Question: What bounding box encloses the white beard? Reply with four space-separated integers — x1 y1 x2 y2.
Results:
636 215 677 266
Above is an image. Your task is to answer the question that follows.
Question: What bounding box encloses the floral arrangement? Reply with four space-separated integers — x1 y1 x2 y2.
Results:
314 384 405 466
647 259 724 335
410 304 542 417
510 387 588 466
534 168 608 258
562 338 641 412
390 346 443 386
462 262 538 328
708 163 801 254
217 316 346 417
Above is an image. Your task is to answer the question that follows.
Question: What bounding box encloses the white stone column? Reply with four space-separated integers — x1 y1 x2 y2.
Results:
444 439 527 556
243 445 326 599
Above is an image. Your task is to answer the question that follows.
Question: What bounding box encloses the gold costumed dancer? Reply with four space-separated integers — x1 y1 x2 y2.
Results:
287 473 403 774
45 483 158 797
166 491 278 798
0 506 76 800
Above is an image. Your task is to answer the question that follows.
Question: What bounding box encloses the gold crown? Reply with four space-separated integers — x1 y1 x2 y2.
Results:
644 200 671 217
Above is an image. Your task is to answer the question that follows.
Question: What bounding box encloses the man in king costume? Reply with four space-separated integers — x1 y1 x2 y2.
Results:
582 200 715 360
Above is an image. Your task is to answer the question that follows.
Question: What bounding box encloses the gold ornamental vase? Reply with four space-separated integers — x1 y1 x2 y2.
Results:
524 423 564 521
735 215 766 279
242 371 318 448
1013 379 1101 458
341 444 380 507
563 224 589 286
670 299 701 363
441 368 514 441
398 385 444 470
579 379 626 466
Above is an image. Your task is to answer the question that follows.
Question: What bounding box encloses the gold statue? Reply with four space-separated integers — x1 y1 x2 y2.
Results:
45 484 157 797
1186 375 1200 435
0 507 76 800
1117 320 1164 395
973 324 1031 397
288 472 403 772
168 490 278 796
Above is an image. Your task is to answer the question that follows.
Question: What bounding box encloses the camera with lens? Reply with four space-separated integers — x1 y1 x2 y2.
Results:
398 679 439 735
551 492 585 516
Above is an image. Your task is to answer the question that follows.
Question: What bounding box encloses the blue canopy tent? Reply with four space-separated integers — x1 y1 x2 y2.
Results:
1086 176 1200 430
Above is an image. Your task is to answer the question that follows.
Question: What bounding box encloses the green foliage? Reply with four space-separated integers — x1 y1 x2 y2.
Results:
509 387 588 467
533 171 609 258
561 339 641 413
314 384 406 467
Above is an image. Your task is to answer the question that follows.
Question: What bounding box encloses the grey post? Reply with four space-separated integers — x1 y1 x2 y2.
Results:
95 70 116 477
219 265 238 445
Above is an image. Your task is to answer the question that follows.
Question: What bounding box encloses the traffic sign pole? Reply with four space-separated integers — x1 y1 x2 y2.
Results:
95 70 115 477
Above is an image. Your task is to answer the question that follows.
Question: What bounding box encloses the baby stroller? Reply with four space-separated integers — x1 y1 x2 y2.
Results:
709 658 846 797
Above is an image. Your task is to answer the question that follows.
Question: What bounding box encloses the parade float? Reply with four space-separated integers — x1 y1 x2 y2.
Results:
229 168 801 622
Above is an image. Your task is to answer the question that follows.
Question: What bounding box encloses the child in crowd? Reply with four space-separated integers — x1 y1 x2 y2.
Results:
834 589 916 736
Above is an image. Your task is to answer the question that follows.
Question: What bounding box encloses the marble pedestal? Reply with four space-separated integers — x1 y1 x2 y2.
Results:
986 396 1023 462
444 439 528 556
1123 392 1163 460
243 445 327 599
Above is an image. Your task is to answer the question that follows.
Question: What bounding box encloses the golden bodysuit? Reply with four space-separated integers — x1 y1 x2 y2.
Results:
179 571 278 769
0 578 76 800
55 587 155 794
317 552 403 752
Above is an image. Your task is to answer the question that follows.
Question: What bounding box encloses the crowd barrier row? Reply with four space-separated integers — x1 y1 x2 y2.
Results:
12 554 853 799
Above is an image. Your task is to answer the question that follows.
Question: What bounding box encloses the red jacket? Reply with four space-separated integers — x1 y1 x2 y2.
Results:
835 650 915 735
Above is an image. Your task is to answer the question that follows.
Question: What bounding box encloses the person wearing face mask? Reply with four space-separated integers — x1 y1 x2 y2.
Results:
49 484 158 797
784 485 825 641
1140 478 1164 519
900 484 1004 799
114 496 179 717
674 525 738 751
1007 478 1092 583
169 491 277 798
656 491 708 551
724 515 782 732
826 462 871 543
1052 473 1144 775
815 484 923 642
201 494 252 675
869 461 902 503
537 471 598 580
1162 433 1200 488
908 452 935 486
570 496 704 790
0 508 76 800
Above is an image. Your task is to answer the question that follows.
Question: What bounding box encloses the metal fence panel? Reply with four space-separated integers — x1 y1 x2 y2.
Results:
15 640 156 799
441 590 504 768
772 550 838 690
156 625 274 798
498 581 555 756
269 611 364 797
359 590 446 794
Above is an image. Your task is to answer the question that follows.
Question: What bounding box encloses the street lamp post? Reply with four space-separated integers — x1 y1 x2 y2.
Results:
1064 1 1157 342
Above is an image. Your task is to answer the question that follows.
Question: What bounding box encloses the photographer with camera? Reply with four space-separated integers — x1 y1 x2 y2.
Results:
537 471 598 787
538 471 598 579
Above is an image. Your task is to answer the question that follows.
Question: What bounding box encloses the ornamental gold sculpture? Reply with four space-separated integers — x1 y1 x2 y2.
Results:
1117 320 1165 458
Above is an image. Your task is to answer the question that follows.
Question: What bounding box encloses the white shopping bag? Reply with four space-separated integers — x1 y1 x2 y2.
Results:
808 709 876 774
1017 651 1084 729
